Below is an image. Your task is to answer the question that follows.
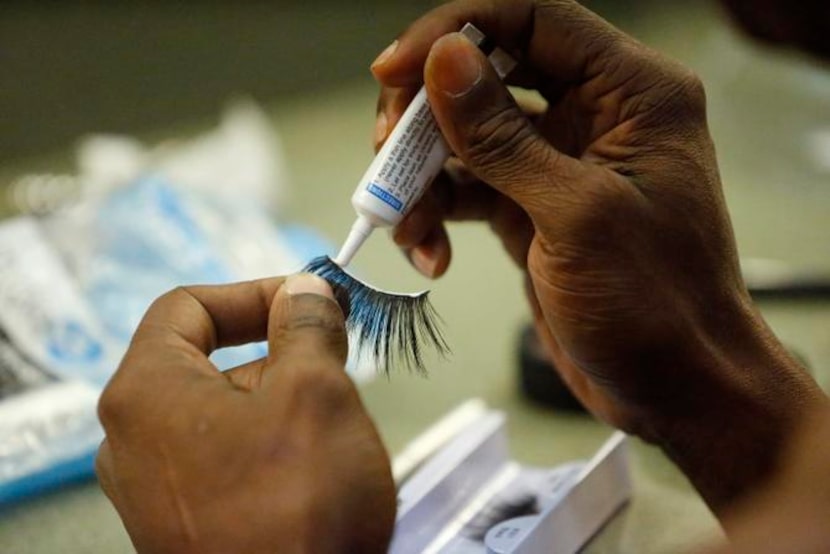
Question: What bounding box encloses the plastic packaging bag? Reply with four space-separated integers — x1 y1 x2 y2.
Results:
0 100 370 505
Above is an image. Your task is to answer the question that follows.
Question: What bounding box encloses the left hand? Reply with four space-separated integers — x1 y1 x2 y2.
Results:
96 275 396 553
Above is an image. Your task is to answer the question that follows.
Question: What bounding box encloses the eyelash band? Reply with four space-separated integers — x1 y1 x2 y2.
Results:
302 255 449 374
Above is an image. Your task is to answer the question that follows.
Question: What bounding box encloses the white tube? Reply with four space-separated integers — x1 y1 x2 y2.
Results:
334 23 516 268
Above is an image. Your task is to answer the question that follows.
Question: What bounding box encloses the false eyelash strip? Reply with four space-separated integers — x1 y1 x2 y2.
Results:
303 256 449 374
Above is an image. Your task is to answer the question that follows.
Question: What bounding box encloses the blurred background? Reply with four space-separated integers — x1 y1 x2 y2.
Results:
0 1 829 552
0 1 428 164
2 0 829 258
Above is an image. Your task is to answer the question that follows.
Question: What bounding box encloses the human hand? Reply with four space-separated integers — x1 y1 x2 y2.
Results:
373 0 826 514
96 275 396 553
700 409 830 553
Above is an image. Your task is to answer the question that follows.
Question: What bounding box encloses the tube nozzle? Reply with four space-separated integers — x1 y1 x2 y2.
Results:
335 216 375 267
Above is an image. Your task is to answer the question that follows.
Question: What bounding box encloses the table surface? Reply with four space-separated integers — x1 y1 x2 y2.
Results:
1 2 829 552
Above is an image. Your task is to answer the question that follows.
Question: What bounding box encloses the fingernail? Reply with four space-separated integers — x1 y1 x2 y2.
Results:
410 247 437 278
389 225 404 245
391 215 414 246
374 112 388 147
285 273 334 299
430 34 482 97
371 40 398 69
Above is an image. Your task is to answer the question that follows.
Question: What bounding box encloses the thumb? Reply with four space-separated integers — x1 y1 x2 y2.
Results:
267 273 349 374
424 33 588 217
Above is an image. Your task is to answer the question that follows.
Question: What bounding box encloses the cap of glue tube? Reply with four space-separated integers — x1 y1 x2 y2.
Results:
335 215 375 267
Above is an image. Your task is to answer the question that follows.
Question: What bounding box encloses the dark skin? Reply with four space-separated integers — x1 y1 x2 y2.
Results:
98 1 830 552
702 409 830 554
96 275 396 553
378 0 825 517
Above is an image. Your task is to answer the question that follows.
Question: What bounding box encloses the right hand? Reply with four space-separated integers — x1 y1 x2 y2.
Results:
373 0 826 514
701 409 830 553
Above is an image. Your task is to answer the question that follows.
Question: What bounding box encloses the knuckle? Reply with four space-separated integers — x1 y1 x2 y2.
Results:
680 69 705 101
155 285 189 308
287 295 345 329
648 64 708 122
94 442 108 468
145 286 195 322
464 106 539 178
551 173 641 246
670 68 707 114
278 297 348 356
97 382 129 427
287 363 356 414
297 362 351 395
94 443 114 492
94 459 108 489
285 310 344 335
607 41 707 129
281 317 348 353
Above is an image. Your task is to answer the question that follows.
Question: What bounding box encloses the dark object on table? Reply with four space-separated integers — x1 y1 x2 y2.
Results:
517 322 811 413
517 323 586 412
719 0 830 59
743 259 830 301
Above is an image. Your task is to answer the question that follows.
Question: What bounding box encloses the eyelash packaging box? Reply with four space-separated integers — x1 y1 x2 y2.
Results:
390 400 631 554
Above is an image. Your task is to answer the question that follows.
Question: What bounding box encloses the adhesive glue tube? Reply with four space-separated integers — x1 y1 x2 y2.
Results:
334 23 517 268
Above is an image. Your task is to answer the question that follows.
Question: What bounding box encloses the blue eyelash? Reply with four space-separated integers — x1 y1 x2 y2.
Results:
302 256 449 374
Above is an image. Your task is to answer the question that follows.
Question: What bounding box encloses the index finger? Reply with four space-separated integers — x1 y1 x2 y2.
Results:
370 0 628 89
120 278 285 382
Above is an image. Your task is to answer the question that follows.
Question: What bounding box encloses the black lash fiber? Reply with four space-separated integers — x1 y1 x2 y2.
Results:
461 493 539 541
302 256 449 374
